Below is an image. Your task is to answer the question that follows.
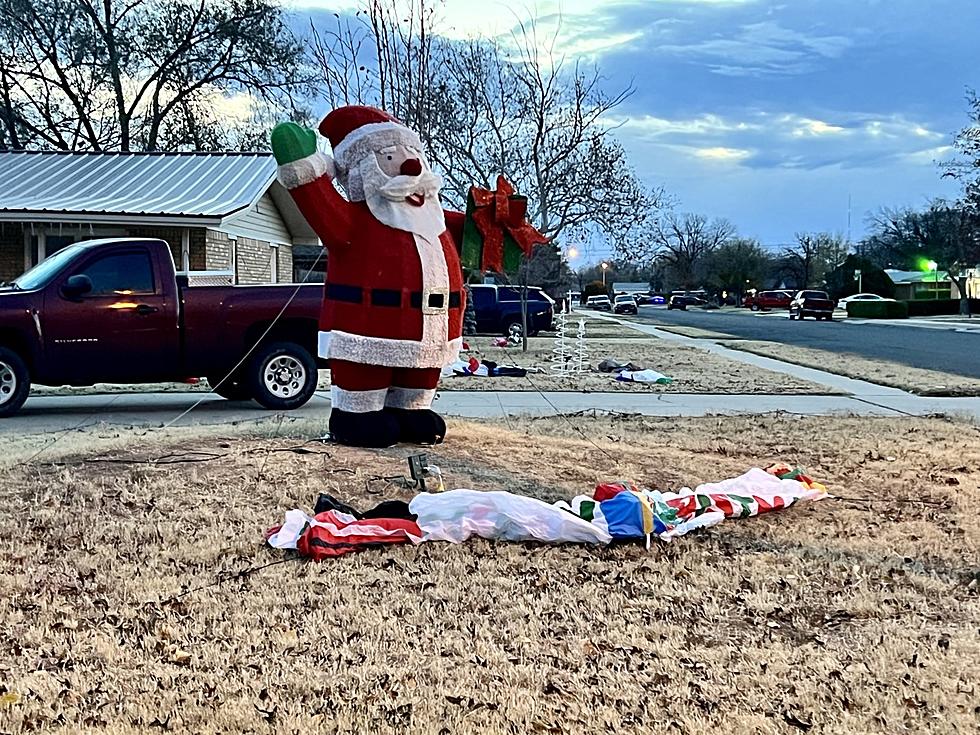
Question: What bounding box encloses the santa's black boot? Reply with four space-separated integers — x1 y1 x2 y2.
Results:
384 408 447 445
329 408 400 448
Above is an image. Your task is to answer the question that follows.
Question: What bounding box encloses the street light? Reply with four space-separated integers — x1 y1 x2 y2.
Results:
601 261 609 286
926 260 938 300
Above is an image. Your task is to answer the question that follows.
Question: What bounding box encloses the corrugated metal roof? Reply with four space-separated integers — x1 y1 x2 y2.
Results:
0 151 276 219
886 269 950 284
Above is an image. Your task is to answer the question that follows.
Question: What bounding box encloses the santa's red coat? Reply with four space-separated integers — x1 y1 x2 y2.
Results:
283 160 465 369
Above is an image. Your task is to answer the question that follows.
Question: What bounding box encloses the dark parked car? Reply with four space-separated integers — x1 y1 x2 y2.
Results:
613 294 638 315
745 290 793 311
468 284 554 337
789 290 835 321
0 238 323 417
667 295 707 310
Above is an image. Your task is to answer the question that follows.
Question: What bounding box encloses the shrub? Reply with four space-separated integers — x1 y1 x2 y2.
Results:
847 300 908 319
904 299 980 317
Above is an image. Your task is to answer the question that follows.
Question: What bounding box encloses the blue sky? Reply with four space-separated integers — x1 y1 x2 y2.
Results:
294 0 978 255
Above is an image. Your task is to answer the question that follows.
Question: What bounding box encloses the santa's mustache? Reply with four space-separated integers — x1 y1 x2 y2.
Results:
377 170 443 201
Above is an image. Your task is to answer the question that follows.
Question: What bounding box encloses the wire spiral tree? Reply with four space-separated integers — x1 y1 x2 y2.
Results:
550 310 571 373
573 318 589 373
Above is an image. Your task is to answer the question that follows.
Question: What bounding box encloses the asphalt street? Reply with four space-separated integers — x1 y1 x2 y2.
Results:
633 307 980 380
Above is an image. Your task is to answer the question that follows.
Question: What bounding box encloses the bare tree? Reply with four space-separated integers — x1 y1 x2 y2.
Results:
781 232 848 289
0 0 310 151
307 1 663 247
943 88 980 214
633 213 734 290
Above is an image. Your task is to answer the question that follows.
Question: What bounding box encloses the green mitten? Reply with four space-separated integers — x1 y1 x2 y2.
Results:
270 123 318 165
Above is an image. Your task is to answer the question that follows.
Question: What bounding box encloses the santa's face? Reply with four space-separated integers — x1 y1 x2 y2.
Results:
356 143 446 239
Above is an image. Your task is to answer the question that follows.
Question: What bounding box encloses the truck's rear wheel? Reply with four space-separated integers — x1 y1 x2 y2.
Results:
207 372 253 401
248 341 318 410
0 347 31 418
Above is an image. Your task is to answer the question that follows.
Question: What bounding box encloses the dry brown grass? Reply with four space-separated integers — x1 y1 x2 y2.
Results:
1 414 978 734
726 340 980 396
437 333 833 394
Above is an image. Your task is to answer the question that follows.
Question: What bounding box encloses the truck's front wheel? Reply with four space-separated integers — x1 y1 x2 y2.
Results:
0 347 31 418
248 341 318 410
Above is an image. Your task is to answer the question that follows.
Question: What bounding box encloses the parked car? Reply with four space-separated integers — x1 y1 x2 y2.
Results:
667 295 708 310
789 290 835 321
649 295 667 305
468 284 554 337
0 238 323 417
745 290 793 311
836 293 894 310
585 295 612 311
613 294 638 315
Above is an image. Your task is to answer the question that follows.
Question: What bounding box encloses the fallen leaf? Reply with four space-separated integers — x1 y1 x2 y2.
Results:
170 649 191 666
0 692 21 708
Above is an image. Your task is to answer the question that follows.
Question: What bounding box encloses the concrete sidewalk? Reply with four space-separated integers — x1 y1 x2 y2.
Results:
6 385 980 436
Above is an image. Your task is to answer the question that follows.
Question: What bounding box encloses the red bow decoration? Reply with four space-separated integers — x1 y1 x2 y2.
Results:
469 175 548 272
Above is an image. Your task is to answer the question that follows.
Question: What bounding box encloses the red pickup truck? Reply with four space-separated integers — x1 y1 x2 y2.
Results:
744 290 793 311
0 238 323 417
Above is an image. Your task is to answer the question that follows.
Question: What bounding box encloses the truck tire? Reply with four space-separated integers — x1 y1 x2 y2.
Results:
0 347 31 418
207 372 253 401
750 303 760 311
248 341 318 410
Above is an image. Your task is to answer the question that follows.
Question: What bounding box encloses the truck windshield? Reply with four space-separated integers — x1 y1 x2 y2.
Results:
11 245 87 290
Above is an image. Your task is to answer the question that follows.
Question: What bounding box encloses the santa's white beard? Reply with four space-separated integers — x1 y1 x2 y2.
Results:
357 155 447 241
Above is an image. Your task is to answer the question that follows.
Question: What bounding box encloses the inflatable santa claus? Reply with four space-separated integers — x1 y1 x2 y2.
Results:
271 107 465 448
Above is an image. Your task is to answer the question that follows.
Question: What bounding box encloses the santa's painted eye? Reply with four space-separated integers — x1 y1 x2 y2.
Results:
386 155 392 161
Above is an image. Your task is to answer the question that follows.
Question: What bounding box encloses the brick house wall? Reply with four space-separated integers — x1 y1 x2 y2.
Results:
0 223 23 282
128 226 207 271
205 230 234 271
277 242 293 284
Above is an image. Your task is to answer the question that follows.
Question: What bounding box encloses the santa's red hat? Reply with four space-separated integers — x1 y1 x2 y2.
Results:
319 105 423 171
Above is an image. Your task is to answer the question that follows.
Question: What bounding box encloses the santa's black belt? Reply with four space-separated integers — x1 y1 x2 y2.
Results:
326 284 461 309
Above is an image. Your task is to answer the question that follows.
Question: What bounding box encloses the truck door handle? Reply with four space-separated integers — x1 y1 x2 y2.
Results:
135 304 158 315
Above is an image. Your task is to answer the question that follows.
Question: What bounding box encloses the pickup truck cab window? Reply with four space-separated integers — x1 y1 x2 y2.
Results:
470 287 494 307
74 251 155 296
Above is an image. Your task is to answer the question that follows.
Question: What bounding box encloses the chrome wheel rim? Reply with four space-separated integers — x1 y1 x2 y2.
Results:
263 355 306 399
0 361 16 406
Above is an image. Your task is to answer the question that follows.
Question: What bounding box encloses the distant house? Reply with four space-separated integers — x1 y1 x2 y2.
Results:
885 269 953 300
611 281 650 294
0 150 319 285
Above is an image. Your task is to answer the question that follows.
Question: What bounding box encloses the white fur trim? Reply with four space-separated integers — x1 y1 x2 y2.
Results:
277 152 335 189
321 330 462 370
330 385 387 412
385 387 437 410
333 121 423 170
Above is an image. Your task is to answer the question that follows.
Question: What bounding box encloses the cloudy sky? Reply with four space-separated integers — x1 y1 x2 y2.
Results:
294 0 977 253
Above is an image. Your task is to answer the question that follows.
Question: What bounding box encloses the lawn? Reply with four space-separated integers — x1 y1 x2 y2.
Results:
1 414 977 733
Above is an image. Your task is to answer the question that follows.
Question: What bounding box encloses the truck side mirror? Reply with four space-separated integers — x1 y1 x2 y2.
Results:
62 274 93 299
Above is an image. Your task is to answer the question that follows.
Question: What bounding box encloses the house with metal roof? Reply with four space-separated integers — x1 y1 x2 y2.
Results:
0 151 320 284
884 269 953 300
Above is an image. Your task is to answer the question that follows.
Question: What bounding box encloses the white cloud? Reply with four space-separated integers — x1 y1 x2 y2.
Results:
657 20 856 76
694 146 753 161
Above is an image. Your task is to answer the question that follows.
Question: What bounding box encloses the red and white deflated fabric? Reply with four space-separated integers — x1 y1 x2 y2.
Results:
266 509 423 560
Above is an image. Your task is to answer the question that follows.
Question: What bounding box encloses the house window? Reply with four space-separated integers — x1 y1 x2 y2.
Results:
270 244 279 283
25 227 125 269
